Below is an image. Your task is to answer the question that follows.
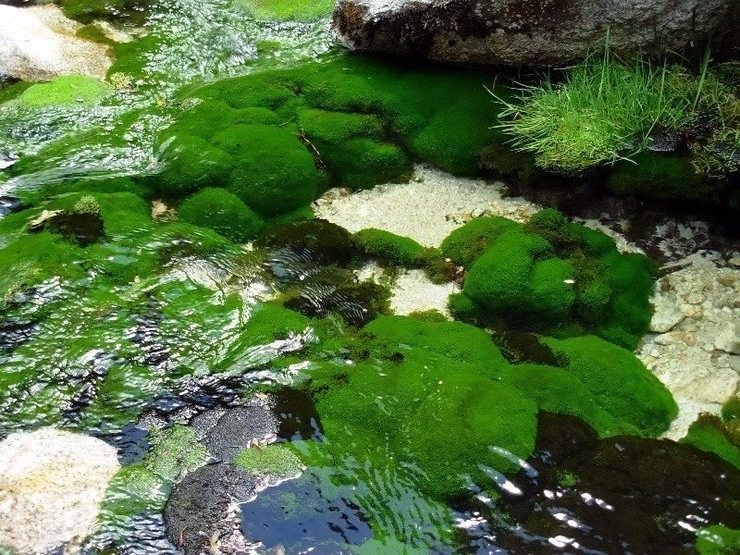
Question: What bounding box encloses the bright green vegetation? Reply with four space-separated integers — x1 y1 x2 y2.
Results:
19 75 113 107
448 210 656 349
696 526 740 555
234 443 304 478
152 55 506 216
353 228 426 267
291 314 676 502
96 426 207 532
681 414 740 470
234 0 334 21
496 51 740 177
178 187 265 243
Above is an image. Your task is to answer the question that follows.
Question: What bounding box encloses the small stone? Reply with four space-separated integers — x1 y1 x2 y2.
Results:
650 296 684 333
714 325 740 354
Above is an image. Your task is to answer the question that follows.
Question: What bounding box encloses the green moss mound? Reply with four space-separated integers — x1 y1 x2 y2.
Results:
353 228 425 267
440 216 519 269
450 210 655 349
19 75 113 107
178 188 264 243
234 0 334 21
681 414 740 470
544 335 677 436
234 443 304 478
152 55 506 216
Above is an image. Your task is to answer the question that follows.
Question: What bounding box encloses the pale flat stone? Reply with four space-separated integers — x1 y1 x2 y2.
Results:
0 428 120 554
0 5 111 81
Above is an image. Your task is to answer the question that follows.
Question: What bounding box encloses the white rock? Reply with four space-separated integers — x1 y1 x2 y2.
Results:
0 5 111 81
714 323 740 354
0 428 120 554
650 294 684 333
389 269 458 317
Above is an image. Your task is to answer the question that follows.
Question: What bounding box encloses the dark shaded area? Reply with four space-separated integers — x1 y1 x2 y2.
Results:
32 211 106 247
273 388 323 442
458 412 740 553
256 219 355 266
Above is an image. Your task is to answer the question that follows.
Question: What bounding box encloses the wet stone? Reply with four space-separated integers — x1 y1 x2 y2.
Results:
202 405 278 462
256 219 355 265
164 463 259 555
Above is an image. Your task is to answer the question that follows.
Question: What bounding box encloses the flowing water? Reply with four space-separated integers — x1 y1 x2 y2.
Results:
0 1 738 554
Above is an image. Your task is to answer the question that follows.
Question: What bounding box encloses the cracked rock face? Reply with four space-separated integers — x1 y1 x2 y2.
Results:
0 428 120 554
332 0 736 65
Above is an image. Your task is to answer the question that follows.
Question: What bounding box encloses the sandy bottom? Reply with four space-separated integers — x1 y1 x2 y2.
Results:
316 164 739 440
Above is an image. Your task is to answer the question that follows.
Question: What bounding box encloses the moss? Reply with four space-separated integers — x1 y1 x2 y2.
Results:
108 34 165 78
178 188 264 243
298 109 385 144
234 443 304 478
722 395 740 422
544 335 678 437
318 138 411 189
98 425 207 524
681 414 740 470
0 81 32 105
19 75 113 107
154 135 233 197
234 0 334 21
607 151 712 201
212 124 325 216
440 216 520 269
696 525 740 555
236 303 312 349
447 292 480 323
353 228 425 267
499 363 641 437
479 142 539 183
75 24 117 46
463 229 575 320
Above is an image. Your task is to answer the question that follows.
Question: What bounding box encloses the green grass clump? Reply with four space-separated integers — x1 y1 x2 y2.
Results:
544 335 678 436
19 75 113 107
496 46 739 179
696 525 740 555
680 414 740 470
178 188 264 243
234 0 334 21
354 228 425 267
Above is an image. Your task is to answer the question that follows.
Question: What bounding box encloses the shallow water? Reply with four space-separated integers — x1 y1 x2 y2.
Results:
0 1 738 554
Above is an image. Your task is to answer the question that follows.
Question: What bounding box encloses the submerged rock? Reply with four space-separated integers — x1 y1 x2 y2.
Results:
333 0 736 65
0 427 120 554
0 5 111 81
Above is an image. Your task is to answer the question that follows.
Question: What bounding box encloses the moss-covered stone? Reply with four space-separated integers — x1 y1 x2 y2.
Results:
155 135 233 197
19 75 113 107
440 216 520 269
212 124 325 216
353 228 425 267
178 188 264 243
233 443 304 479
681 414 740 470
544 335 678 437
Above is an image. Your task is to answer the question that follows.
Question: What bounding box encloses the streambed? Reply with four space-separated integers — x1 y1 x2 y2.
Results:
0 1 738 554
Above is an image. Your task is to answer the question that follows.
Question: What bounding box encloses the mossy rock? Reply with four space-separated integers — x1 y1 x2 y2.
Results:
234 443 304 479
463 228 576 320
155 135 233 197
450 210 655 349
19 75 113 107
440 216 520 269
60 0 151 25
255 219 355 264
178 188 264 243
680 414 740 470
212 124 325 216
353 228 425 267
544 335 678 437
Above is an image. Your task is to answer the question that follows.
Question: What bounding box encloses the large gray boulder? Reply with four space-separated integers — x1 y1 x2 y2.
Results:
332 0 737 65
